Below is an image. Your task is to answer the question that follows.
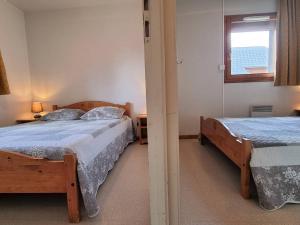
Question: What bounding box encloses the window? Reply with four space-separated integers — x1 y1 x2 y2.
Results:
224 13 277 83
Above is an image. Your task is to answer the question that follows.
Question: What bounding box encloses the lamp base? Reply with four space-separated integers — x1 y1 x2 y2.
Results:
34 114 42 119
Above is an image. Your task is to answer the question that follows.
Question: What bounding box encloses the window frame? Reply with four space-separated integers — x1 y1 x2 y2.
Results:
224 13 277 83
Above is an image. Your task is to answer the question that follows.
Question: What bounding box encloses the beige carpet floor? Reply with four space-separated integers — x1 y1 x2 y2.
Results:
1 140 300 225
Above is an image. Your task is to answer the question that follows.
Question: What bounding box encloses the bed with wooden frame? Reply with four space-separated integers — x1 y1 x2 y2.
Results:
200 116 252 199
0 101 131 223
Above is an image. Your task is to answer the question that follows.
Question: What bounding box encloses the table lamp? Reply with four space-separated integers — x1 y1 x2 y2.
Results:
31 102 43 119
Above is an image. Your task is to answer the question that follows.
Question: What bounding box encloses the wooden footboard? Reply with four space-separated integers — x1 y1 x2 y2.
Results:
200 116 252 199
0 151 80 223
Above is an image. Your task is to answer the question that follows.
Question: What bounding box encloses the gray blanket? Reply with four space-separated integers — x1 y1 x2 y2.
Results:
219 117 300 148
218 117 300 210
0 117 134 217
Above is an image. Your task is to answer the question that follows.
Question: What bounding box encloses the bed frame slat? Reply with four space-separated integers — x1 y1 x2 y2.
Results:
0 151 67 193
0 151 80 223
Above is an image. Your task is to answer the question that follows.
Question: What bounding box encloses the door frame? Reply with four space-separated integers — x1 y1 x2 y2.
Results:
144 0 180 225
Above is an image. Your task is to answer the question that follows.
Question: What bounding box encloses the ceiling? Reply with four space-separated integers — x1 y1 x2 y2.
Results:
8 0 131 12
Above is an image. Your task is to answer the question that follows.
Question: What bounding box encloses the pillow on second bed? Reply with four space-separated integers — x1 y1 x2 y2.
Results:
41 109 85 121
80 106 125 120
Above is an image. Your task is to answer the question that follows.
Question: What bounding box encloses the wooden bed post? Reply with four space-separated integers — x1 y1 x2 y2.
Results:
124 102 132 117
64 154 80 223
240 139 252 199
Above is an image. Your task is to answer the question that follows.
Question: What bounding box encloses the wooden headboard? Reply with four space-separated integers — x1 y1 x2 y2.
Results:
53 101 132 117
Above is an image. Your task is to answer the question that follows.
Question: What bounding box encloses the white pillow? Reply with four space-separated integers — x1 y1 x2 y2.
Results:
80 106 125 120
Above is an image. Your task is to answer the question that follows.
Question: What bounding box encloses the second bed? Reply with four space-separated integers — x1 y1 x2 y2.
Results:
200 116 300 210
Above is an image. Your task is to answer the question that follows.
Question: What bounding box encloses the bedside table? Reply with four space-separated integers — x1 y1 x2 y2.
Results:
295 109 300 116
137 114 148 145
16 119 36 124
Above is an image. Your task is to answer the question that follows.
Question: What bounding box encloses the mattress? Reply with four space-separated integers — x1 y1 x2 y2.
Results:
0 116 134 217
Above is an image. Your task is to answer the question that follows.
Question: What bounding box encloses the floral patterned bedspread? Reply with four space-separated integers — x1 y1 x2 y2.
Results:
0 117 134 217
218 117 300 210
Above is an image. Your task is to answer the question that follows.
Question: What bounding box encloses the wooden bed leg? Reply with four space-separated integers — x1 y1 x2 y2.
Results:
240 140 251 199
200 134 208 145
64 154 80 223
200 116 207 145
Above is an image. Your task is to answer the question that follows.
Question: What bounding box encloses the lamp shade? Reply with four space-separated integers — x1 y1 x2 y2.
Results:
31 102 43 113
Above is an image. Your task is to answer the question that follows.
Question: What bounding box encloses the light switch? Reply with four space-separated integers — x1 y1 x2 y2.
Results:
219 64 225 71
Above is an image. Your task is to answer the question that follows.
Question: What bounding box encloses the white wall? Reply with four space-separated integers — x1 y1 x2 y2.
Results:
26 1 146 117
177 0 224 135
223 0 300 118
224 0 277 15
177 0 300 135
0 0 32 126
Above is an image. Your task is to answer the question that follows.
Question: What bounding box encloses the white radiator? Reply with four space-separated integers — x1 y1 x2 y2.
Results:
250 105 273 117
